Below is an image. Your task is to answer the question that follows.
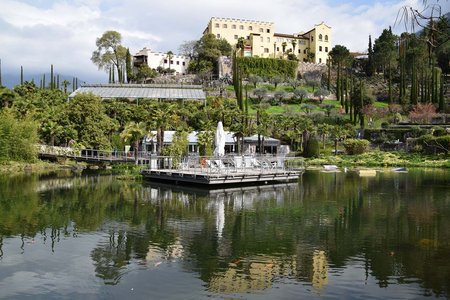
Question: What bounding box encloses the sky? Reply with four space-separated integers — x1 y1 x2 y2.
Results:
0 0 449 84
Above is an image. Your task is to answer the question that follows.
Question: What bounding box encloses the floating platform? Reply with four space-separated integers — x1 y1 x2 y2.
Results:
141 168 302 185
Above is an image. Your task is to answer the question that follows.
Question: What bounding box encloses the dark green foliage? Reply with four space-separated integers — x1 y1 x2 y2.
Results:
303 138 320 158
66 93 116 149
417 134 450 154
236 57 297 79
0 110 38 162
363 128 428 143
343 138 370 154
188 33 232 75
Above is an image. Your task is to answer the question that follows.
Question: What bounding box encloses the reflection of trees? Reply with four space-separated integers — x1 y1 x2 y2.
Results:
0 170 449 295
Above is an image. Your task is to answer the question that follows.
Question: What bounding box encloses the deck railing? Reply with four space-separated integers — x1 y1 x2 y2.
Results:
145 155 303 174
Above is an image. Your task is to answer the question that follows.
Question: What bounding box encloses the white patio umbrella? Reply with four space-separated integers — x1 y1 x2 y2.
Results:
213 121 226 157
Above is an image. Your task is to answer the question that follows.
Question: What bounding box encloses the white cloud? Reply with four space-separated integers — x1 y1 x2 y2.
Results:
0 0 448 83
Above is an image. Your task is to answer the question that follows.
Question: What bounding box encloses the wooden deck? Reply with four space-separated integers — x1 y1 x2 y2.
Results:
141 156 303 185
141 166 302 185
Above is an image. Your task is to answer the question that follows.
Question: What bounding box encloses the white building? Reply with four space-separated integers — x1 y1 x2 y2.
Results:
142 131 281 154
134 47 190 75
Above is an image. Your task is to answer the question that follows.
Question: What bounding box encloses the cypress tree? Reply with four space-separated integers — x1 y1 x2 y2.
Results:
327 60 331 91
57 74 60 91
50 64 54 89
126 48 133 83
359 79 364 128
42 74 46 90
439 73 445 112
336 64 340 103
72 77 75 92
0 59 2 87
366 35 374 77
20 66 24 85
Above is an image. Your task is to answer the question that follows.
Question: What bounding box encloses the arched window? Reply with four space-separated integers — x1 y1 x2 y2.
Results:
319 46 322 52
319 34 323 41
325 35 328 42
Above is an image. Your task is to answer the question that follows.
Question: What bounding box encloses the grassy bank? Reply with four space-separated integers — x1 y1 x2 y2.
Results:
302 151 450 168
0 161 63 174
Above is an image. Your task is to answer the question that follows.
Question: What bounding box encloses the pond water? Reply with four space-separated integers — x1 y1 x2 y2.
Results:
0 169 449 299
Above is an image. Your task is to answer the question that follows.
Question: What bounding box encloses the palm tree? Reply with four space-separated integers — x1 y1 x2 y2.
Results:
0 88 16 108
291 39 297 54
61 80 71 94
236 37 245 56
166 51 174 72
120 121 147 164
152 102 178 155
282 42 287 56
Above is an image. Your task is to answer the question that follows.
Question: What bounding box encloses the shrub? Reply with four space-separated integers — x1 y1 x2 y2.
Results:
0 110 38 162
343 139 370 155
303 138 320 158
431 126 446 137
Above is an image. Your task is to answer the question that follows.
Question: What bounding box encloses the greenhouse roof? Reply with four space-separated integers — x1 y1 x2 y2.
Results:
68 84 206 100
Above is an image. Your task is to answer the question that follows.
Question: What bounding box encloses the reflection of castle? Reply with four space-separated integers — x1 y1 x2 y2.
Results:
141 182 332 295
312 250 329 292
208 255 294 293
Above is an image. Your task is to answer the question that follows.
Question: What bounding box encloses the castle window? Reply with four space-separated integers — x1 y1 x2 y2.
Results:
298 49 301 54
266 29 270 33
267 37 270 43
325 47 328 52
319 58 322 63
232 24 236 29
325 35 328 42
215 23 219 28
234 35 238 39
259 28 264 32
182 62 185 66
176 61 180 65
164 59 167 63
303 49 307 54
319 46 322 51
223 24 227 28
311 36 314 42
239 25 244 30
319 34 323 41
260 36 263 42
249 25 253 30
217 34 220 38
264 48 269 53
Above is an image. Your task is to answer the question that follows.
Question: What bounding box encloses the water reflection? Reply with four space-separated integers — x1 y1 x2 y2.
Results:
0 169 449 299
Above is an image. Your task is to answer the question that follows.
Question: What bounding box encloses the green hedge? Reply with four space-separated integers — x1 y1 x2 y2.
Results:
343 139 370 155
237 57 297 79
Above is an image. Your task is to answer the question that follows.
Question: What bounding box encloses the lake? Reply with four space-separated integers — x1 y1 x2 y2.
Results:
0 169 449 299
